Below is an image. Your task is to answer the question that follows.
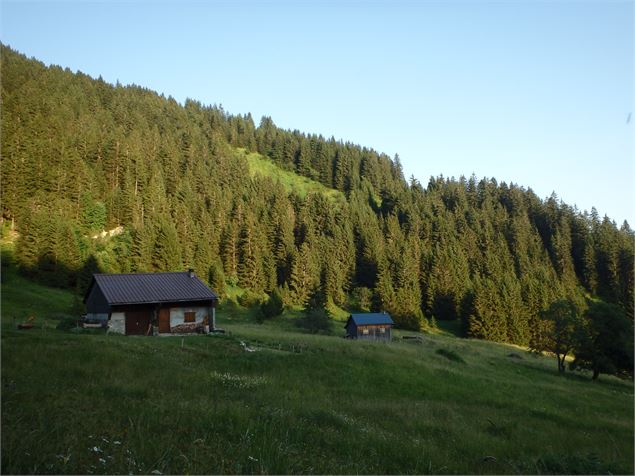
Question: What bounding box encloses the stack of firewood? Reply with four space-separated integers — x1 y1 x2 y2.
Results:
170 322 203 334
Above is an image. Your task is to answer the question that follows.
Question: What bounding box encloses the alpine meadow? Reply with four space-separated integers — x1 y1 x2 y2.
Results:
1 44 634 475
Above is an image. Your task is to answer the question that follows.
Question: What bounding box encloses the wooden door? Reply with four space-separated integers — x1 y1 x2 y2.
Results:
158 308 170 334
125 310 151 335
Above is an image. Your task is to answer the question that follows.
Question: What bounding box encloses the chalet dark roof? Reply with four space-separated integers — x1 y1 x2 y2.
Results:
89 272 218 305
346 313 394 327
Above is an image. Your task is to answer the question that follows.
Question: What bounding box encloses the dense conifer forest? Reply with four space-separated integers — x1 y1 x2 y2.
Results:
2 45 633 345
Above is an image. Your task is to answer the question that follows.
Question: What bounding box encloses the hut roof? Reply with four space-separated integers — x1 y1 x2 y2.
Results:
86 272 217 305
346 312 394 327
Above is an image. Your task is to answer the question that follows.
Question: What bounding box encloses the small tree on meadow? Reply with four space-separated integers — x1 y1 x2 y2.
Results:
530 299 581 373
570 302 634 381
261 287 284 320
296 284 330 334
306 284 327 312
298 308 330 334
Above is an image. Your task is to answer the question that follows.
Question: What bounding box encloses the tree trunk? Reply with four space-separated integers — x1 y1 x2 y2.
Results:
560 352 568 373
557 354 565 373
592 368 600 380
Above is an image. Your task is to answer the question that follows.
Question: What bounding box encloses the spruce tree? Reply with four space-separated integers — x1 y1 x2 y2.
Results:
208 261 227 299
152 217 182 272
289 242 319 306
238 214 263 292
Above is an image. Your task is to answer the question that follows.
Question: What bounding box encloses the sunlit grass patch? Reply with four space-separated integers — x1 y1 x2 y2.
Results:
238 148 344 202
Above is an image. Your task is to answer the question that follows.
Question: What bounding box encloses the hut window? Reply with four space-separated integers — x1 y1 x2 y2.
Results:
362 328 369 335
380 327 386 333
184 311 196 323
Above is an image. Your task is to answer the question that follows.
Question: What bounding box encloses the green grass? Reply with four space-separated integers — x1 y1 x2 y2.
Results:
238 148 345 202
435 319 464 337
2 264 633 474
1 243 77 328
435 347 467 364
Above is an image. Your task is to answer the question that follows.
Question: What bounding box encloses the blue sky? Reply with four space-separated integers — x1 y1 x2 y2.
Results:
2 0 633 224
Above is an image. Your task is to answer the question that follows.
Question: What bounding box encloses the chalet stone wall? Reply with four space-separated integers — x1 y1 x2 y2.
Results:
107 306 212 335
169 307 209 328
109 312 125 334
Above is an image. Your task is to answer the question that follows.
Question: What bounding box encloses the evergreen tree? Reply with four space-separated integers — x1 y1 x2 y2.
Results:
261 287 284 319
152 217 182 271
289 242 319 306
208 261 227 299
295 141 312 177
238 213 263 292
131 223 155 272
220 219 239 285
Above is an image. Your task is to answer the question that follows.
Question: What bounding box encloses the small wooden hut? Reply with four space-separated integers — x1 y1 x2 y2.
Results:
344 312 394 341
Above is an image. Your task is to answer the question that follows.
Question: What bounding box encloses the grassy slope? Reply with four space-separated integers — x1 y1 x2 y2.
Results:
1 263 633 474
238 148 345 202
1 239 76 327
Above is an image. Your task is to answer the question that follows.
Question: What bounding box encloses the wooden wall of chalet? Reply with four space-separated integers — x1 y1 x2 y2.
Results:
352 324 392 340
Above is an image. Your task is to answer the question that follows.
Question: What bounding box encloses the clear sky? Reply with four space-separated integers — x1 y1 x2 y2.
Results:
2 0 633 224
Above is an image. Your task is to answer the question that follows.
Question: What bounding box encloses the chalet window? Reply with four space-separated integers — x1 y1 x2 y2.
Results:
184 311 196 323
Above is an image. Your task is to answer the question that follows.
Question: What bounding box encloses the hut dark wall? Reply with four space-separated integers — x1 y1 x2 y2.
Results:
84 284 110 319
354 324 392 340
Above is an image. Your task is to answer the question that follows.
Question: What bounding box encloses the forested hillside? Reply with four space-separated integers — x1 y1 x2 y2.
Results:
2 45 633 345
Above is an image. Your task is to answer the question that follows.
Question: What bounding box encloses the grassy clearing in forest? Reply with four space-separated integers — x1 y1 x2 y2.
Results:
239 148 345 202
1 267 633 474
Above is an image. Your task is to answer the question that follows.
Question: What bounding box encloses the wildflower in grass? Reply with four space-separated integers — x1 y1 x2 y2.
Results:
210 371 267 389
